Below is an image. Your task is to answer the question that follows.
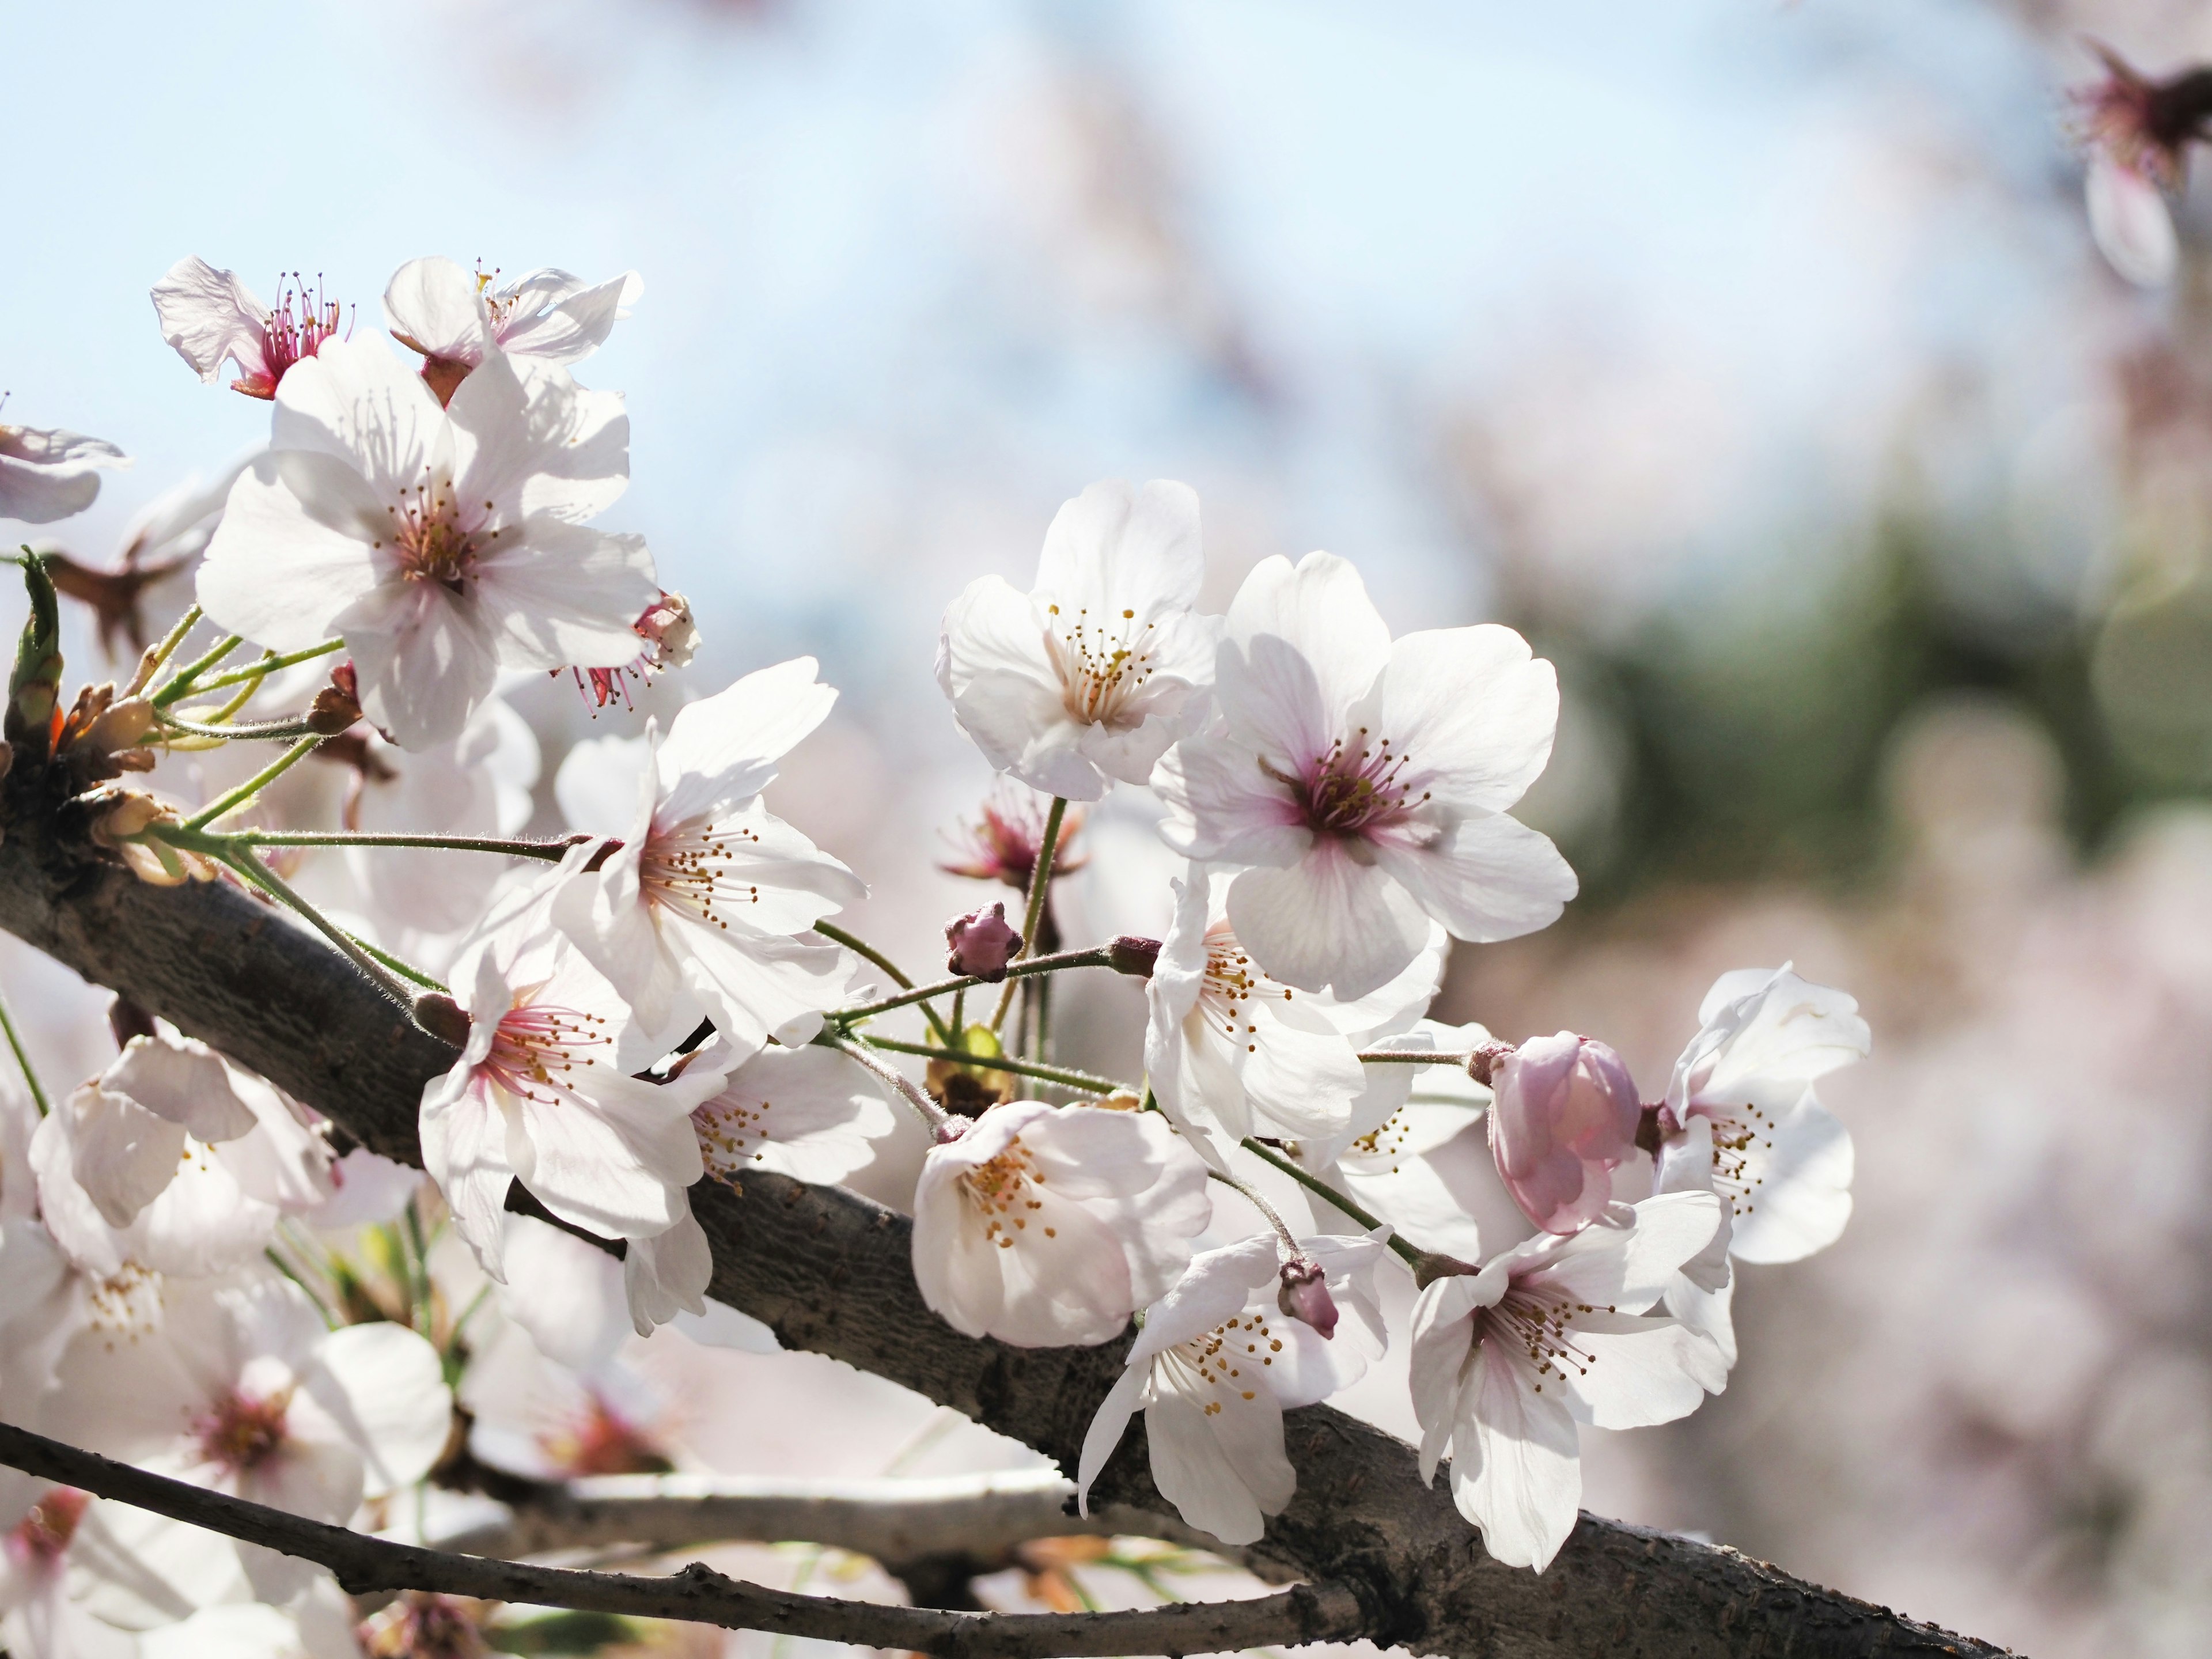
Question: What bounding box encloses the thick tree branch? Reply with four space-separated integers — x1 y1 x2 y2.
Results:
0 1422 1358 1658
0 767 2018 1659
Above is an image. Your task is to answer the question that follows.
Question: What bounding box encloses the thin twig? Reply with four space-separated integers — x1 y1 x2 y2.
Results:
158 709 327 741
0 984 51 1116
149 632 244 707
813 921 952 1044
186 638 344 696
858 1034 1127 1097
1355 1048 1476 1066
230 829 586 861
835 947 1111 1027
991 796 1066 1034
0 1421 1359 1658
180 736 323 830
217 849 417 1010
825 1033 949 1134
1236 1136 1426 1270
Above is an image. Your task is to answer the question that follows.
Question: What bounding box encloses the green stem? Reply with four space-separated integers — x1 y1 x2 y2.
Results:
812 922 951 1044
858 1034 1126 1097
132 605 203 692
187 639 343 696
1206 1166 1302 1255
182 736 322 830
1237 1135 1426 1269
217 848 416 1009
346 931 446 993
230 829 584 861
0 986 51 1117
150 633 244 707
1357 1049 1476 1066
158 709 325 742
990 796 1066 1034
403 1202 437 1341
823 1033 947 1134
833 946 1111 1026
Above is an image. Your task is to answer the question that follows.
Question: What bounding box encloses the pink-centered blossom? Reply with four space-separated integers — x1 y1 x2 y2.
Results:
1408 1192 1726 1572
1488 1032 1641 1236
554 657 866 1058
938 479 1221 801
196 331 657 749
149 256 348 399
1155 551 1576 1000
911 1100 1211 1347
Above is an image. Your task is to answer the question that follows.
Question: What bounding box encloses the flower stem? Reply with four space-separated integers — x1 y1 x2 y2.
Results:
990 796 1066 1034
1207 1166 1302 1255
217 847 418 1009
150 632 244 707
158 709 327 742
824 1033 947 1134
187 639 343 697
833 946 1111 1026
344 931 446 993
181 736 323 830
0 986 51 1117
812 922 952 1044
858 1033 1126 1097
1236 1136 1426 1270
130 604 203 694
1356 1050 1476 1066
227 829 587 861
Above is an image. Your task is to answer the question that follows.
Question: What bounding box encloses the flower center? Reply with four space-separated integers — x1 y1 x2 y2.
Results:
1200 923 1297 1055
960 1135 1054 1249
539 1393 673 1478
1166 1310 1284 1414
7 1488 89 1567
483 998 611 1105
640 822 766 930
1279 728 1427 839
1045 603 1158 728
383 482 497 592
262 276 346 382
1698 1101 1774 1217
195 1389 291 1472
1346 1109 1416 1172
1481 1289 1615 1393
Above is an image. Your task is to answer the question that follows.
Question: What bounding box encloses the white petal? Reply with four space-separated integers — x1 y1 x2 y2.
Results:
304 1321 453 1496
1726 1097 1854 1265
657 657 839 817
1221 551 1391 743
497 1212 630 1371
1226 842 1431 999
1379 625 1559 815
624 1203 713 1335
1369 810 1577 948
1559 1310 1723 1429
2087 154 2179 288
195 456 381 652
1034 478 1203 615
1452 1343 1582 1571
1152 734 1311 867
149 256 269 384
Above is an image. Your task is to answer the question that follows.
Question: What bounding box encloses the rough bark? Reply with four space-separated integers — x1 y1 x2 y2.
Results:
0 764 2018 1659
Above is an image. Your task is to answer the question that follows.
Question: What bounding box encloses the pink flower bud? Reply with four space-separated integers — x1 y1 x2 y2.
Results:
945 901 1024 982
1277 1256 1338 1339
1488 1032 1642 1235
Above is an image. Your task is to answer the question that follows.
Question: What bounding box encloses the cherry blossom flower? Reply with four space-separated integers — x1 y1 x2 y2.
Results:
1155 551 1576 999
1146 866 1444 1165
149 257 348 399
911 1100 1211 1347
0 1483 260 1654
30 1034 334 1279
1295 1019 1493 1262
1488 1032 1641 1236
419 921 731 1279
1408 1192 1726 1571
2071 47 2203 287
384 256 642 403
46 1272 452 1590
195 331 657 749
1076 1231 1387 1544
941 784 1086 891
0 422 127 525
1652 965 1869 1367
568 589 698 711
937 479 1221 801
553 657 866 1057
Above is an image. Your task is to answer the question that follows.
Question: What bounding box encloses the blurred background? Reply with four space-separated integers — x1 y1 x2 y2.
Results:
11 1 2212 1654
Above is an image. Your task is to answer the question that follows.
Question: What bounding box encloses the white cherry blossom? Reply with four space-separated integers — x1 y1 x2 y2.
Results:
384 256 642 391
149 257 346 399
419 922 730 1279
196 330 657 749
1408 1192 1726 1572
1076 1231 1388 1546
938 479 1220 801
0 423 127 525
46 1272 452 1593
911 1100 1211 1347
1155 551 1576 999
1653 965 1870 1368
1147 865 1442 1165
554 657 866 1057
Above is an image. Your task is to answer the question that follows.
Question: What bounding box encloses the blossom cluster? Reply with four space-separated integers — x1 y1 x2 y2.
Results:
0 248 1871 1654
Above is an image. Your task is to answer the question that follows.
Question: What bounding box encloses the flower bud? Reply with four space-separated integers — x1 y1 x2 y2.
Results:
412 991 472 1048
1277 1255 1338 1339
946 901 1023 982
307 662 363 735
1106 934 1161 978
1488 1032 1642 1235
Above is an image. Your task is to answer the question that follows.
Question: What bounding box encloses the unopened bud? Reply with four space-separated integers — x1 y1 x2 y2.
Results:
1107 934 1161 978
1277 1256 1338 1339
412 991 472 1047
946 901 1023 982
306 664 362 735
1489 1032 1641 1236
1467 1041 1517 1088
107 996 157 1050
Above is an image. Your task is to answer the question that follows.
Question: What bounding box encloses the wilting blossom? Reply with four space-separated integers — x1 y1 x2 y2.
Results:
149 256 347 399
1077 1232 1388 1544
1652 965 1869 1368
1146 865 1444 1165
0 422 127 524
1408 1192 1726 1572
1488 1033 1641 1236
554 657 866 1058
1156 551 1577 1000
46 1272 451 1589
196 331 657 749
384 255 642 402
419 921 730 1279
938 479 1221 801
912 1100 1211 1347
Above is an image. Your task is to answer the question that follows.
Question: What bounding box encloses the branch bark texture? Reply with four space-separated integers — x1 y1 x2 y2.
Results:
0 769 2019 1659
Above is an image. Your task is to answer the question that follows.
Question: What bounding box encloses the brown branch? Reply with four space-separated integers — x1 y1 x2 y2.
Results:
0 1421 1358 1658
0 762 2019 1659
